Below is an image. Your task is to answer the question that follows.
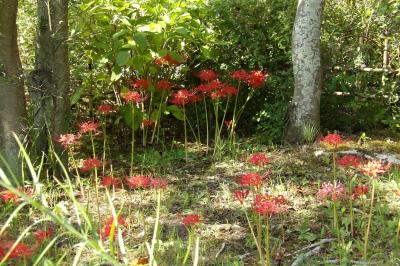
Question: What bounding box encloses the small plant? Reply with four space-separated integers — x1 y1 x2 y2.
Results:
301 122 319 143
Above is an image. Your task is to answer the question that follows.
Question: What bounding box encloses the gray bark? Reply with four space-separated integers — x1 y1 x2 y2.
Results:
286 0 325 143
0 0 27 183
29 0 69 160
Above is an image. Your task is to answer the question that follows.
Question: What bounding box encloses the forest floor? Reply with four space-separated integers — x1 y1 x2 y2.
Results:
2 135 400 265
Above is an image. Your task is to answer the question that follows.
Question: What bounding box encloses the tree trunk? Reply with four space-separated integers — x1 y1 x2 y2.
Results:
285 0 325 143
0 0 27 183
29 0 69 162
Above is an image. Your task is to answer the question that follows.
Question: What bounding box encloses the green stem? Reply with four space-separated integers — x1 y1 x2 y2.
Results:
68 148 85 199
256 214 264 263
195 102 201 146
244 208 263 262
363 179 375 260
203 97 209 154
150 190 161 266
90 132 101 230
265 215 270 266
130 104 135 176
183 105 188 162
183 230 192 265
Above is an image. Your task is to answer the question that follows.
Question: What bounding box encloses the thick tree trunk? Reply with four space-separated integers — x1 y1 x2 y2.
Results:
0 0 27 183
286 0 325 143
29 0 69 161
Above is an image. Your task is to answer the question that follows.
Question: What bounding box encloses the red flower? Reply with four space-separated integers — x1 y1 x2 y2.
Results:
170 89 193 106
358 160 391 179
317 181 345 201
239 173 262 188
56 133 80 149
125 175 150 189
337 155 362 168
189 93 202 103
34 228 53 244
102 215 128 239
97 104 113 114
101 176 121 187
208 80 224 90
154 54 180 65
210 90 225 100
0 190 19 202
122 91 143 103
182 214 203 226
224 120 232 128
352 185 369 199
248 153 269 167
195 84 213 94
197 69 217 82
79 121 99 134
142 119 155 128
234 190 249 204
253 194 280 216
221 86 239 96
132 79 150 90
157 80 173 90
80 158 101 172
231 69 250 81
320 133 344 146
150 178 168 189
0 242 34 260
247 71 266 88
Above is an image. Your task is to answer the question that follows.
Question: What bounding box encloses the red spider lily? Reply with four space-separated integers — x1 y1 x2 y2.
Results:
248 153 270 167
253 194 280 216
195 84 213 94
150 178 168 189
231 69 250 81
157 80 173 90
102 215 128 239
125 175 150 189
224 120 232 128
189 93 202 103
320 133 344 146
0 241 36 260
142 119 155 128
0 190 19 202
247 70 266 88
358 160 392 179
132 79 150 90
197 69 217 82
337 155 362 168
154 54 180 65
208 80 224 90
79 121 99 134
221 86 239 96
317 181 346 201
234 189 250 204
182 214 203 226
80 158 101 172
97 104 113 114
56 133 80 149
239 173 262 188
122 91 143 103
210 90 225 100
101 176 121 187
34 228 53 244
170 89 193 106
352 185 369 199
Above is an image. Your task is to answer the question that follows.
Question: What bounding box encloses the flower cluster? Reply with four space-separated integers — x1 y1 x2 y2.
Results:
317 181 346 201
182 214 203 226
239 173 263 188
358 160 392 179
101 176 121 188
97 104 114 114
253 194 281 216
320 133 344 147
352 185 369 199
80 158 101 172
79 121 99 134
234 189 250 204
132 79 150 90
122 91 143 103
125 175 168 190
337 155 361 168
231 69 267 89
56 133 80 149
248 153 270 167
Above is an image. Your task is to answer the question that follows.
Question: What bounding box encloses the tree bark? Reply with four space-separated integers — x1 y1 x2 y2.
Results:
286 0 325 143
0 0 27 183
29 0 69 161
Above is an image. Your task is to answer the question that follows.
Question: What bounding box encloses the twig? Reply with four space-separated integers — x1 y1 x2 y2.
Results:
293 238 335 255
291 246 321 266
215 242 226 259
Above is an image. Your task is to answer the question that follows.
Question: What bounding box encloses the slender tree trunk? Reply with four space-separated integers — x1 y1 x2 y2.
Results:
286 0 325 143
29 0 69 162
0 0 27 183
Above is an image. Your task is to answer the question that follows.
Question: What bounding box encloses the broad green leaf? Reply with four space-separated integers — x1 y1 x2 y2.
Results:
111 66 122 81
116 50 130 66
112 30 127 40
133 33 148 49
120 104 143 130
70 86 85 105
166 105 184 121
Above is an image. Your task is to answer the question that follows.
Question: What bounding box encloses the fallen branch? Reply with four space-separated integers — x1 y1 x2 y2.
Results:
291 246 321 266
293 238 335 255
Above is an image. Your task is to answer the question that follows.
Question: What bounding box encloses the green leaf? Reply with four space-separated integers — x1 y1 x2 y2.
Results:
111 66 122 81
120 104 143 130
112 30 127 40
166 105 184 121
70 86 85 105
116 50 130 66
133 33 148 48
